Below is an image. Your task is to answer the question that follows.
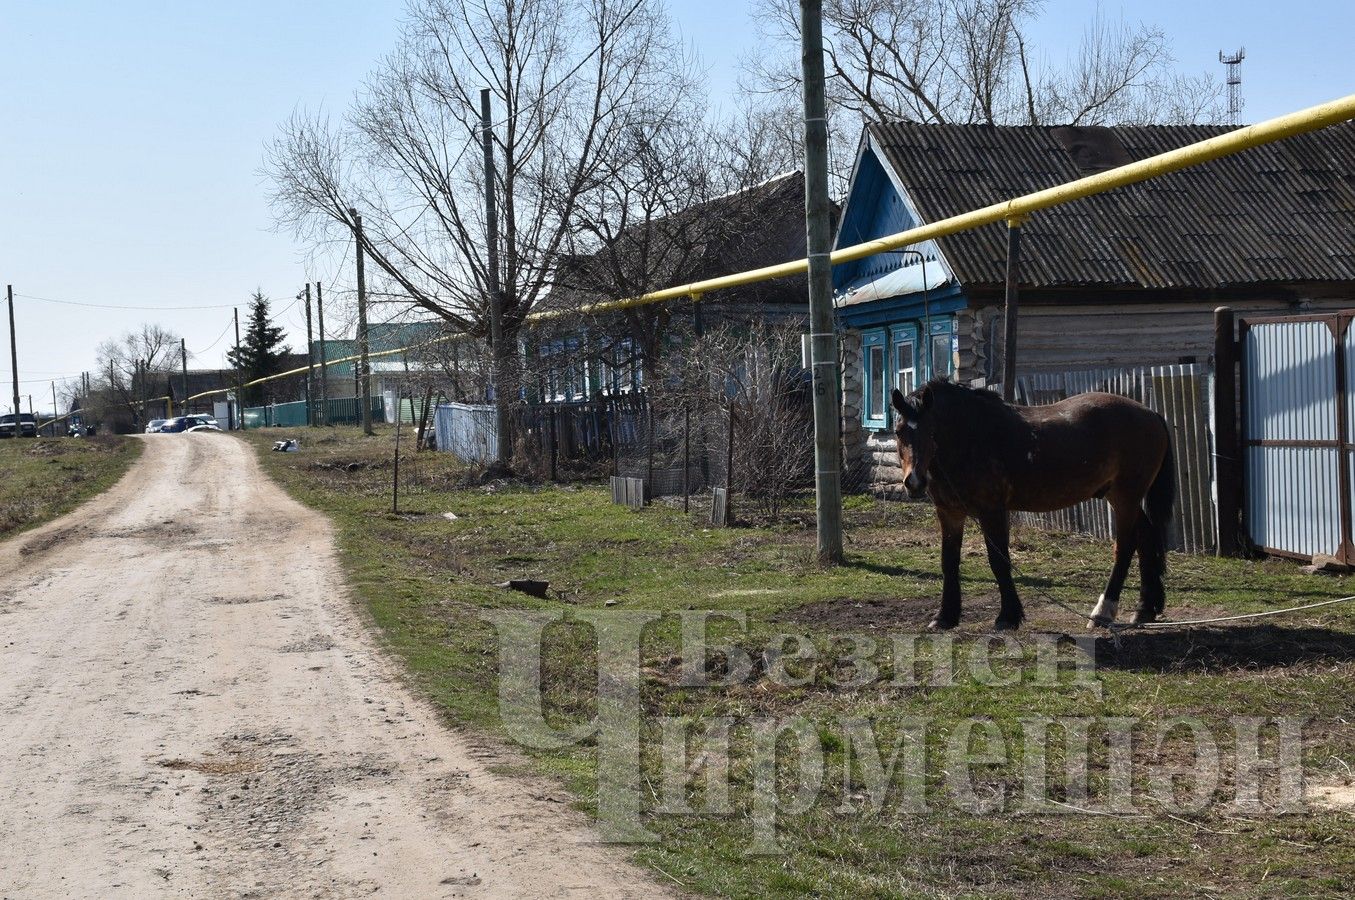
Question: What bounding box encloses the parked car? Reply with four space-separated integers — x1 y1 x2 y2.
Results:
145 419 168 434
161 415 217 434
0 413 38 438
186 421 222 433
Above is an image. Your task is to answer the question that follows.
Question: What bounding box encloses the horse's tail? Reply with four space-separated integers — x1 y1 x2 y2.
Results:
1139 436 1175 612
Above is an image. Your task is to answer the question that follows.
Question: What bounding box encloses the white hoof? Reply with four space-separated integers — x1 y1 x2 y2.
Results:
1087 593 1118 630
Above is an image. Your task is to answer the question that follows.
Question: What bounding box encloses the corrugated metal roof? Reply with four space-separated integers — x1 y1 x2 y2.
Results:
866 120 1355 290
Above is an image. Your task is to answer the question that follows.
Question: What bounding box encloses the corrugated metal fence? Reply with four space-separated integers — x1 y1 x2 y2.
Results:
433 403 498 463
1240 314 1352 562
1013 364 1217 554
242 397 385 429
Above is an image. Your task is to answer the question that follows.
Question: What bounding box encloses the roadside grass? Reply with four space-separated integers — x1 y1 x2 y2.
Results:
245 425 1355 899
0 435 141 538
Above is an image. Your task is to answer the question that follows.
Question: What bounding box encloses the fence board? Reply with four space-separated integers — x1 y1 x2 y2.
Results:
1014 364 1217 553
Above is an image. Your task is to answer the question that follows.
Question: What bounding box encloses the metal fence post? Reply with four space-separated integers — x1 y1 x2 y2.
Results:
683 406 691 514
549 406 558 482
646 404 655 500
1213 307 1241 556
725 405 735 520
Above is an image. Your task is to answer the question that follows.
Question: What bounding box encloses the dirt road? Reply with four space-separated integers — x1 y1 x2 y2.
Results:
0 435 672 899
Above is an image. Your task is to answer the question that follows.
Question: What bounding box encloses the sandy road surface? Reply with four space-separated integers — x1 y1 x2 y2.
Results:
0 435 672 899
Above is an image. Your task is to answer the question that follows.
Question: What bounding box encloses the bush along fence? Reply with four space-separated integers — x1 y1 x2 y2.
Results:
1012 364 1217 554
433 387 815 521
435 396 660 482
242 396 385 429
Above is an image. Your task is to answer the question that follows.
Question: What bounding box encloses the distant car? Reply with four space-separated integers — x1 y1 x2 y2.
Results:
162 415 217 434
145 419 168 434
0 413 38 438
186 422 222 433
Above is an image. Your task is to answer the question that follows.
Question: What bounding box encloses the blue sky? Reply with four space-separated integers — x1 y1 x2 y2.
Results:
2 0 1351 410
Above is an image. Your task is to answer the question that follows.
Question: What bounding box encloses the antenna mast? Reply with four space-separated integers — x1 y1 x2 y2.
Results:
1219 47 1245 126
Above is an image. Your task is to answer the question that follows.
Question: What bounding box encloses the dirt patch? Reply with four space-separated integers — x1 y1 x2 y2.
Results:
25 442 73 458
159 754 266 776
204 592 284 606
1099 622 1355 673
1308 778 1355 812
108 520 198 542
782 593 1005 632
19 524 82 557
279 633 336 653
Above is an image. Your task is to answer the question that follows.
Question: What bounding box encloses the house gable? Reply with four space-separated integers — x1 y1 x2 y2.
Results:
831 140 962 325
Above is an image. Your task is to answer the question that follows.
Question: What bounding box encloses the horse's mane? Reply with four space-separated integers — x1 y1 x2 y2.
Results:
915 377 1009 409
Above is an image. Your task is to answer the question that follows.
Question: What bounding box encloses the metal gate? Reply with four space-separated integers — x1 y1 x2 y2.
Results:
1240 312 1353 563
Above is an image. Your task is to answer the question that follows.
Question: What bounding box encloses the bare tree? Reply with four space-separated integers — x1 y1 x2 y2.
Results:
746 0 1224 185
541 85 811 391
265 0 689 410
94 324 183 425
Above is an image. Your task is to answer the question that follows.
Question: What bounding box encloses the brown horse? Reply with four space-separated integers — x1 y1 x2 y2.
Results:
890 380 1174 631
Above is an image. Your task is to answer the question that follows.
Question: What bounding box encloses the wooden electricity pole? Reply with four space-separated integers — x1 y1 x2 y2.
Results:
8 286 20 432
349 208 374 436
1001 219 1024 402
316 281 328 426
180 338 189 416
233 307 242 429
304 284 315 426
481 88 511 466
798 1 844 564
51 381 58 436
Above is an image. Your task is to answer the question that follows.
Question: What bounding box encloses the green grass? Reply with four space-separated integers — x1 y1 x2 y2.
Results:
244 425 1355 899
0 434 142 537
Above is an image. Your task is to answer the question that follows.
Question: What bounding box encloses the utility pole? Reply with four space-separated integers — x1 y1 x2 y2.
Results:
8 286 19 438
303 284 315 426
798 1 844 564
349 208 374 436
233 307 242 429
481 88 511 466
51 381 58 436
132 359 141 429
1001 220 1023 402
315 282 328 426
180 338 189 416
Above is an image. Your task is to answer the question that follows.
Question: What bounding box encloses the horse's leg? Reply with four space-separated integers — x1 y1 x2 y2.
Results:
930 505 966 630
978 509 1024 630
1134 450 1173 624
1134 509 1168 623
1088 493 1141 628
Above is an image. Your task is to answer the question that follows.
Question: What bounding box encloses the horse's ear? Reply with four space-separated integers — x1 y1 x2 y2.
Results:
890 388 912 418
919 384 935 411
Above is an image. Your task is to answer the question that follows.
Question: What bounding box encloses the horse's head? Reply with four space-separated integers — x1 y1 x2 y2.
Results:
891 385 936 499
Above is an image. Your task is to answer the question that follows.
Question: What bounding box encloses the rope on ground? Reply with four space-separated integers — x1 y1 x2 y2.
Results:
1111 593 1355 631
1006 551 1355 650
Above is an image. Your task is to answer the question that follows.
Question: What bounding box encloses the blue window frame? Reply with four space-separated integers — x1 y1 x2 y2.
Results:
890 323 919 397
927 318 955 380
860 316 957 427
862 330 887 425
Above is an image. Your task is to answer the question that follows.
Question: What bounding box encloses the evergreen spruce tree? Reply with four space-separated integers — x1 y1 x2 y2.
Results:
227 290 290 406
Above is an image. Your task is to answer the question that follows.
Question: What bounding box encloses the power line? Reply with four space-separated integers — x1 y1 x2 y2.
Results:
192 318 236 355
15 292 242 311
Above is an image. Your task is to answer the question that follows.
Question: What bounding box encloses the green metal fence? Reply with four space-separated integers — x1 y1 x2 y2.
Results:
242 397 385 429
